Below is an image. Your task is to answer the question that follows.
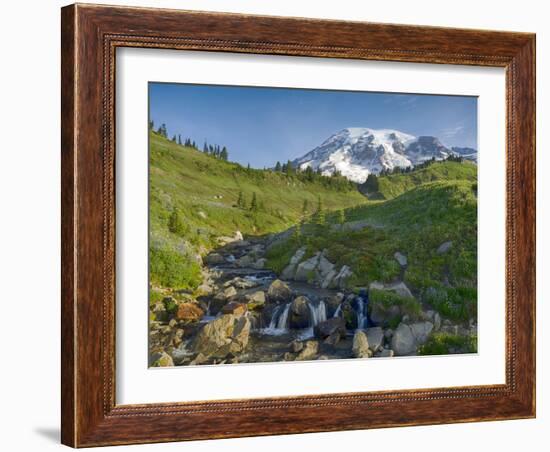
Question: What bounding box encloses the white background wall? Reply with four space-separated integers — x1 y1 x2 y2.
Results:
0 1 546 451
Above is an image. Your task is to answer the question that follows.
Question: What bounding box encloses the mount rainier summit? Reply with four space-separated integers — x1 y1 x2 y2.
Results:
291 127 477 183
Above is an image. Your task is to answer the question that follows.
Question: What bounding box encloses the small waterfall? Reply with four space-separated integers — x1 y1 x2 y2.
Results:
355 295 369 330
260 303 290 335
356 298 365 329
333 304 342 318
277 303 291 329
308 300 327 327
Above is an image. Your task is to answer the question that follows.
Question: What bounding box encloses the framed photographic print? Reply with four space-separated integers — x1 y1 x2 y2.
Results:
61 3 536 447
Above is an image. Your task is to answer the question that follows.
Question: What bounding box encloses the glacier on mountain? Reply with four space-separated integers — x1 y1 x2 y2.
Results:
291 128 476 183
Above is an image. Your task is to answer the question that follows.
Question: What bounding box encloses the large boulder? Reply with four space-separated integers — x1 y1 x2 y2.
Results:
410 321 434 344
237 254 255 268
391 323 417 356
151 351 174 367
205 253 225 265
314 317 346 339
365 327 384 352
294 253 321 282
289 296 311 329
281 247 307 280
352 331 370 358
251 258 267 269
369 302 401 325
370 281 414 299
330 265 353 289
175 302 204 322
192 314 251 358
221 301 247 316
295 340 319 361
267 279 292 302
246 290 266 310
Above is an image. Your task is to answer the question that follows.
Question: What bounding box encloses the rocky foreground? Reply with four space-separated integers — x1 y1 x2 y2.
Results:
149 233 476 367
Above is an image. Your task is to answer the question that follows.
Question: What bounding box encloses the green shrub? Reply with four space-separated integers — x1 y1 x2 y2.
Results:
424 286 477 322
149 245 202 290
418 333 477 355
369 288 422 318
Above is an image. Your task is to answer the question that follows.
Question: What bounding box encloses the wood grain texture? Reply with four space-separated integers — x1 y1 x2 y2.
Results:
60 3 536 447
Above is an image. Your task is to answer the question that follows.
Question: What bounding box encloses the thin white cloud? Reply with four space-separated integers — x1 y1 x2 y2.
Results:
441 125 465 138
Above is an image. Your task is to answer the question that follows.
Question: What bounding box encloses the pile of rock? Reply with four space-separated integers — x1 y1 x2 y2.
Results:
280 248 353 289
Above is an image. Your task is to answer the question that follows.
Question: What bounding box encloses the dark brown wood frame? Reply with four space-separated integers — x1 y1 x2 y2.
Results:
61 3 536 447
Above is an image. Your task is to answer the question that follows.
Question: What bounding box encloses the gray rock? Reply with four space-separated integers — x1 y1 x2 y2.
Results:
370 280 414 299
394 251 408 267
434 312 442 331
437 241 453 254
251 258 267 269
410 321 434 345
267 279 292 302
289 247 307 265
366 327 384 352
378 349 394 358
237 254 255 268
352 330 370 358
205 253 225 265
331 265 353 289
320 269 338 289
314 317 346 339
294 253 320 282
290 340 304 353
280 264 297 280
318 255 335 276
391 323 417 356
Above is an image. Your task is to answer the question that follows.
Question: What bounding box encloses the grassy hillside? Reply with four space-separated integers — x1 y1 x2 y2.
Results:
267 179 478 321
365 160 477 200
149 132 367 290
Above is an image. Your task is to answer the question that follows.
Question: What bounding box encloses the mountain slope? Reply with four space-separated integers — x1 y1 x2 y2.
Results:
292 127 476 183
363 160 477 200
149 132 367 289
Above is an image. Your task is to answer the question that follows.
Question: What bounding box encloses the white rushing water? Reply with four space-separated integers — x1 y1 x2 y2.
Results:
309 300 327 327
333 304 342 318
259 303 291 336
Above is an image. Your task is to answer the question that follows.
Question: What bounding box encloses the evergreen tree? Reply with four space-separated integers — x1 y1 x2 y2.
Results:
149 120 154 131
168 207 187 236
275 161 281 172
250 192 258 211
337 209 346 225
364 173 379 192
203 141 208 153
293 221 302 243
285 160 293 175
178 134 182 145
172 135 177 142
302 199 309 215
236 191 244 208
192 140 196 149
314 195 325 226
220 147 228 161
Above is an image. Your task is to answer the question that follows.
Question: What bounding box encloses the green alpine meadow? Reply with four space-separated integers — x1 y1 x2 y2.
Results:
148 84 478 367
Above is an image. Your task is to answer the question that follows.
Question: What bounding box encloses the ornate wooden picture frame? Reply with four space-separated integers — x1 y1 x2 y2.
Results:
61 3 535 447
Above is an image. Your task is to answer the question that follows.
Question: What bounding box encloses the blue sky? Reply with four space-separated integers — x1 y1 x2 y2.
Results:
149 82 477 169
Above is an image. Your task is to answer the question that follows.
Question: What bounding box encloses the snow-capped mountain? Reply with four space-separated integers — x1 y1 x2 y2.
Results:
291 127 476 183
